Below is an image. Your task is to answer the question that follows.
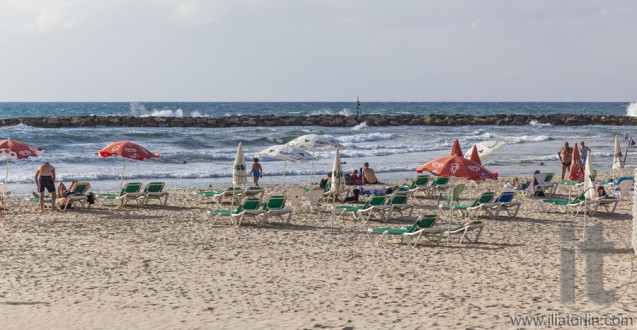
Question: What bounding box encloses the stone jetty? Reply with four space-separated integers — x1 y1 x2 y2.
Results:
1 114 636 128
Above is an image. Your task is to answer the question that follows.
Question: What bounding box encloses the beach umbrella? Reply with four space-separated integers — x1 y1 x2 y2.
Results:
613 135 625 171
0 139 44 184
417 140 497 181
254 144 316 184
463 141 507 160
583 151 596 200
287 134 345 185
330 149 347 196
96 141 160 190
233 142 248 187
468 145 482 166
569 143 584 182
417 140 497 241
231 142 248 209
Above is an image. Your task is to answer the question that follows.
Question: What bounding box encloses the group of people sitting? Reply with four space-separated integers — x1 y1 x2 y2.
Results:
319 162 380 189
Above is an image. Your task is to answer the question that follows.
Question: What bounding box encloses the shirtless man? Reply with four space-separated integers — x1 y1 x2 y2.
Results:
35 162 57 211
361 162 379 184
557 142 573 181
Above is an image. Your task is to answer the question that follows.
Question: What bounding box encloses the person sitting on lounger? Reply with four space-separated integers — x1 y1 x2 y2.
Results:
361 162 379 184
596 186 607 200
33 181 77 199
320 172 332 189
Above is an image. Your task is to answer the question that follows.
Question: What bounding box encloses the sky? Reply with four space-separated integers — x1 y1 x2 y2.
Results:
0 0 636 102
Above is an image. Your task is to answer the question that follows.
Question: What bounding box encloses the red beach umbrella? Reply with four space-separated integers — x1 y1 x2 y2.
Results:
96 141 160 190
569 143 585 182
0 139 44 184
468 145 482 166
417 140 497 181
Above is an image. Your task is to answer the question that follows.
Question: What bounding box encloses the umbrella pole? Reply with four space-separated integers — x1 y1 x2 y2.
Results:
309 150 315 186
120 158 126 192
5 158 8 185
447 178 453 244
282 160 287 185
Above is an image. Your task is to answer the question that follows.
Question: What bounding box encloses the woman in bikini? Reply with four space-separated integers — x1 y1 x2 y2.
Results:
249 158 263 186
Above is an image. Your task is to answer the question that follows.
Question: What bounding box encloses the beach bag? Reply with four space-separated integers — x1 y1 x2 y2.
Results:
87 192 96 205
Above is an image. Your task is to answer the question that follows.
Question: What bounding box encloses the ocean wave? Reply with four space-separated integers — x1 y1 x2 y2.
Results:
337 133 393 144
625 102 637 117
351 122 367 131
502 135 551 143
529 120 552 126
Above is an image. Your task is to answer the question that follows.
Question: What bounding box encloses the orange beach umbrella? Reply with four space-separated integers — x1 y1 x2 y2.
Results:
96 141 160 190
417 140 497 181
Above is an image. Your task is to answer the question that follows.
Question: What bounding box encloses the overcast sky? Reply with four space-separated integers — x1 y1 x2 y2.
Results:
0 0 635 102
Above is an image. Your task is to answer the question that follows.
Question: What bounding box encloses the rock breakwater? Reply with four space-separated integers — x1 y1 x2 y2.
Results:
1 114 636 128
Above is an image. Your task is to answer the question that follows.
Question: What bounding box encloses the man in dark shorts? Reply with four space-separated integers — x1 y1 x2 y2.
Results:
557 142 573 181
35 161 57 211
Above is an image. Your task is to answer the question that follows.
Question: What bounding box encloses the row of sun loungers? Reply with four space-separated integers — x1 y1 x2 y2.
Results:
29 181 170 210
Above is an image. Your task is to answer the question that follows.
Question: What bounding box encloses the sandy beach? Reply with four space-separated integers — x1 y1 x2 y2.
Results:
1 170 636 329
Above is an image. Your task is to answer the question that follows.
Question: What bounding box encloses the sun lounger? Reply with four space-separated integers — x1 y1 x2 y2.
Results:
399 175 430 197
479 191 521 218
59 181 92 211
437 183 465 207
261 195 293 224
140 182 169 205
438 191 495 219
442 221 485 243
557 180 584 194
367 214 437 245
303 189 324 212
240 186 265 200
538 193 599 216
385 192 415 220
526 173 557 197
596 196 619 214
330 195 387 223
195 186 243 205
206 197 263 227
97 182 144 207
421 177 451 198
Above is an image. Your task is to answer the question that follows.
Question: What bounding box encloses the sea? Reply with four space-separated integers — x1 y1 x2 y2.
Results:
1 101 637 195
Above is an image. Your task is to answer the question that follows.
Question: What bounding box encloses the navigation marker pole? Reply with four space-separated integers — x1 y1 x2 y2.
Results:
356 97 361 122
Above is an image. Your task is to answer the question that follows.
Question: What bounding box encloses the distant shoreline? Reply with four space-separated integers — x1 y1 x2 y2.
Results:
1 113 637 128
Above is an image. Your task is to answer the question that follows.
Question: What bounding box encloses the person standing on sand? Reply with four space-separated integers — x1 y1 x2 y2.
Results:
249 158 263 186
557 142 573 181
579 141 591 165
34 161 57 211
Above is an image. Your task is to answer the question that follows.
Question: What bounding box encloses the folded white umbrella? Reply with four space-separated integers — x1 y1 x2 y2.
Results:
254 145 316 184
287 134 345 185
584 151 596 200
330 149 347 195
613 135 625 170
231 142 248 209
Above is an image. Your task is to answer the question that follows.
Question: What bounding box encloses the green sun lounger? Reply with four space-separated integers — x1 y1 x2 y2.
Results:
367 214 437 245
206 197 263 227
330 194 388 223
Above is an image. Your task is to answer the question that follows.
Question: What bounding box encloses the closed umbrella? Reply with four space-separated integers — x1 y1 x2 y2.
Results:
583 151 596 200
254 145 316 184
613 135 625 171
96 141 160 190
330 149 347 196
287 134 345 185
569 143 584 182
231 142 248 209
468 145 482 166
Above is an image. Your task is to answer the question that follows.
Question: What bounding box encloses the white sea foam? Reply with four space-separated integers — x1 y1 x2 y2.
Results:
626 102 637 117
351 122 367 131
337 133 392 144
145 109 183 117
339 108 352 116
191 111 207 117
529 120 552 126
503 135 551 144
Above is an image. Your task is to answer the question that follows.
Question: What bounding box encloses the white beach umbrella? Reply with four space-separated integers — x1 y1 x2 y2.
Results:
464 141 507 160
613 135 625 170
231 142 248 209
287 134 345 185
233 142 248 186
254 144 316 184
584 151 596 200
330 149 347 195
